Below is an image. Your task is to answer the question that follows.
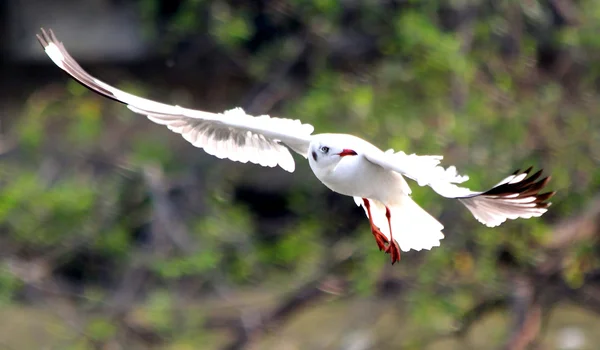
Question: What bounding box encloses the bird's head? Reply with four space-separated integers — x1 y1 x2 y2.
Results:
308 139 358 169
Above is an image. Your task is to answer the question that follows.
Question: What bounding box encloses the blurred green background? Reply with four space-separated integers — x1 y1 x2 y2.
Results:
1 0 599 349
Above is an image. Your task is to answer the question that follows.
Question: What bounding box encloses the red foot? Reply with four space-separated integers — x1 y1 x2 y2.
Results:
385 240 401 264
371 225 389 251
362 198 390 252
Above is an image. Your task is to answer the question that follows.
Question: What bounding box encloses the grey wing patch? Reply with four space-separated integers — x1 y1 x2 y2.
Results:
37 28 313 172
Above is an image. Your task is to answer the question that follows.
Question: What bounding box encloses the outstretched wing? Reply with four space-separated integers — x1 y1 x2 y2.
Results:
37 29 314 172
364 150 555 227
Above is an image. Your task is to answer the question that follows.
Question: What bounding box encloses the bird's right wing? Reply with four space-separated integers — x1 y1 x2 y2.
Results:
37 29 314 172
364 149 555 227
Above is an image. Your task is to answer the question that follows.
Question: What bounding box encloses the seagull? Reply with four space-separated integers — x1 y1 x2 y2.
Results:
36 29 555 264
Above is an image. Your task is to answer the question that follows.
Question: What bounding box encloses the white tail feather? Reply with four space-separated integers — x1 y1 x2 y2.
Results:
354 196 445 252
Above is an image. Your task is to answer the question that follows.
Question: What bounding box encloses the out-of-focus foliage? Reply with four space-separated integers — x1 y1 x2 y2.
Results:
1 0 600 349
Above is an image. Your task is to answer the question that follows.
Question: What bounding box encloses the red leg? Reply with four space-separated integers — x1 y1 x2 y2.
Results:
362 198 389 251
384 206 401 264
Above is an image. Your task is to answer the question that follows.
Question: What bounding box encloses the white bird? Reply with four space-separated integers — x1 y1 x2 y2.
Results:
37 29 555 264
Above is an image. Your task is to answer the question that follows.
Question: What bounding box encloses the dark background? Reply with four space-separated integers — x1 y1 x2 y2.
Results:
0 0 599 349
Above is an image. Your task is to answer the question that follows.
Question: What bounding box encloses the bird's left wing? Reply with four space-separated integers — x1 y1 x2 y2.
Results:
37 29 314 172
364 149 555 227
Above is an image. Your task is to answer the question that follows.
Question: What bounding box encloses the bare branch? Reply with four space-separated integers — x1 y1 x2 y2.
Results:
545 195 600 250
216 241 359 350
143 164 197 254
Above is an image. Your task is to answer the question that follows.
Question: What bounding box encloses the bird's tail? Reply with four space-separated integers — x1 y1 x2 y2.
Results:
355 196 445 252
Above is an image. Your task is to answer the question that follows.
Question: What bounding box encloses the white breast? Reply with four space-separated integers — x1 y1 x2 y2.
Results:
312 154 411 204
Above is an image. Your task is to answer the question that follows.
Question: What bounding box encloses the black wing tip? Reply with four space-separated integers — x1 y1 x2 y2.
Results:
482 167 555 208
37 28 63 52
37 28 51 45
35 28 126 105
37 28 48 49
536 191 556 202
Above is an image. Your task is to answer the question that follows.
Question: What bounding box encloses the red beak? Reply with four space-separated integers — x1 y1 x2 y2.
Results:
338 149 358 157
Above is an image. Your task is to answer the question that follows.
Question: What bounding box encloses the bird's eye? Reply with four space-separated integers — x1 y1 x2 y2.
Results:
320 146 329 153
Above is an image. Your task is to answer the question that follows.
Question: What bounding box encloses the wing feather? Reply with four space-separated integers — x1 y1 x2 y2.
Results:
365 150 555 227
37 28 313 172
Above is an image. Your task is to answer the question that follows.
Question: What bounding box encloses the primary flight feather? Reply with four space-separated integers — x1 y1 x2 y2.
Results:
37 28 555 264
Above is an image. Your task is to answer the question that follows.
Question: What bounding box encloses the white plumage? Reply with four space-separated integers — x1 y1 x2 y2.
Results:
37 29 555 264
